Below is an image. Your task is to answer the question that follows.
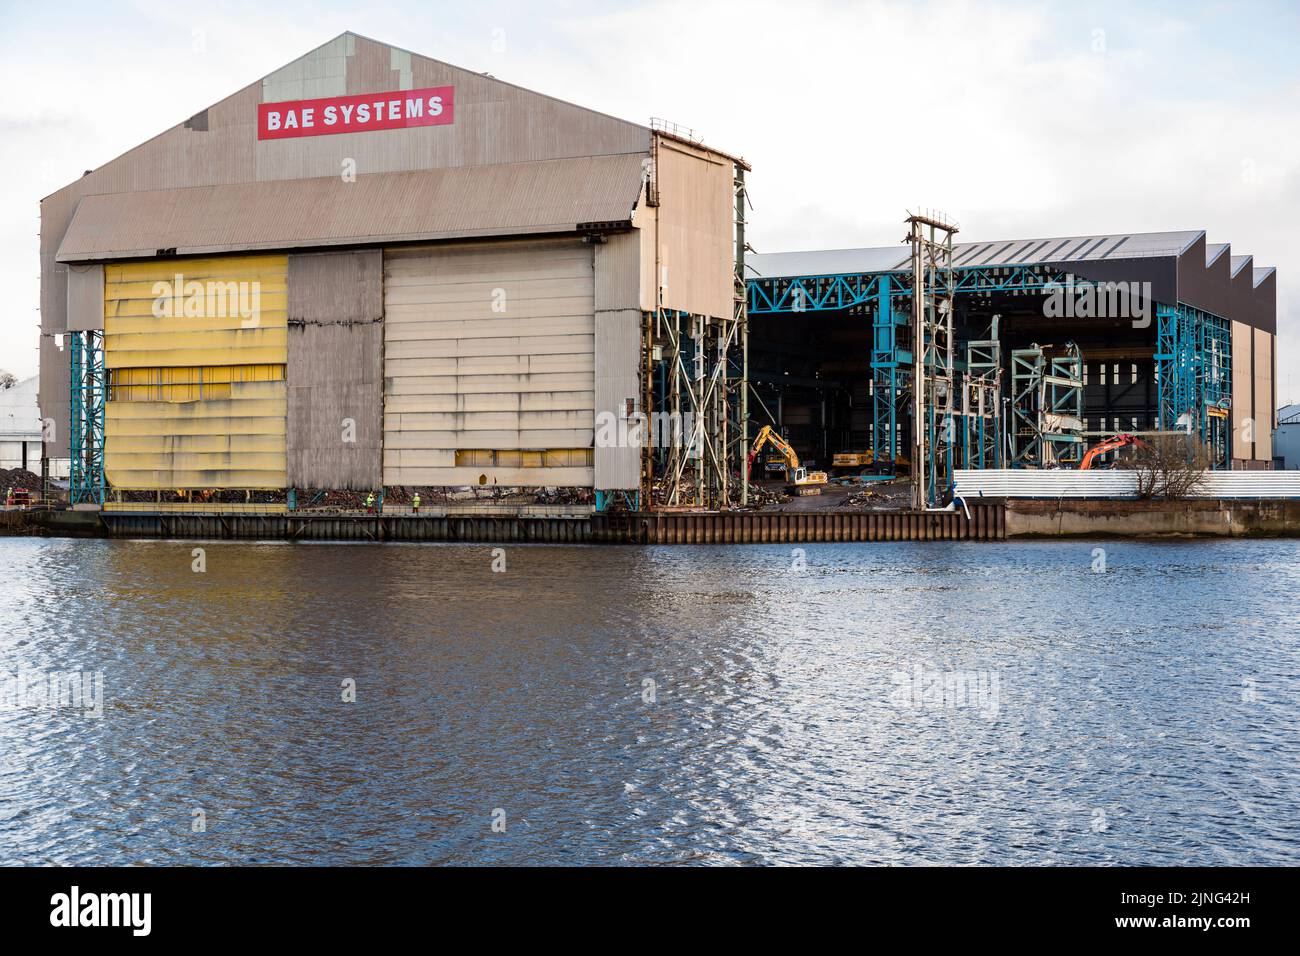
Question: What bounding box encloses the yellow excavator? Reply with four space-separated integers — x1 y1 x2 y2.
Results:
748 425 829 495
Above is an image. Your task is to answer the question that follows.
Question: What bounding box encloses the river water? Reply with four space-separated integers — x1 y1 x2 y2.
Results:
1 536 1297 865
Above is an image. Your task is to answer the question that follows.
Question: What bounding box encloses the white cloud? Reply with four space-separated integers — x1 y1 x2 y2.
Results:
2 0 1295 409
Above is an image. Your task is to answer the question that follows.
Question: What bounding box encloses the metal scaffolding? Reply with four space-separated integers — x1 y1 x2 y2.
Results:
69 329 106 506
960 317 1003 469
908 213 958 509
650 163 749 510
1156 302 1231 467
1009 342 1085 467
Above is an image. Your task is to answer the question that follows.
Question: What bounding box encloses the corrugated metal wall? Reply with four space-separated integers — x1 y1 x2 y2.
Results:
104 255 288 489
651 136 734 320
286 250 383 490
594 232 642 490
383 239 596 487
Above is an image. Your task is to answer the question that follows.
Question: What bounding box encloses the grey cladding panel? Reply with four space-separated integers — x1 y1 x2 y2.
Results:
288 249 383 325
66 263 104 332
286 250 384 489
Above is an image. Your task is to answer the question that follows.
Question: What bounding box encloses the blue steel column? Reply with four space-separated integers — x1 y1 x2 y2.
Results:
1156 302 1232 468
69 330 106 506
871 283 896 462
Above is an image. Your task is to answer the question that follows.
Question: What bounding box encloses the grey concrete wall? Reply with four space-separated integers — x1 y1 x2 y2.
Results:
1005 497 1300 537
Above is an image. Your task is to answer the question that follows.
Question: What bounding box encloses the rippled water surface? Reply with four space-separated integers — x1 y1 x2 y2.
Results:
1 536 1297 865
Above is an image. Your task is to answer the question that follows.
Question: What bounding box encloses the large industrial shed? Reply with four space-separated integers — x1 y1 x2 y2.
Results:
41 32 743 507
746 229 1277 473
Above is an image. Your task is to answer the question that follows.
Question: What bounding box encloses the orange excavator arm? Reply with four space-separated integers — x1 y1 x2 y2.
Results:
1080 433 1147 470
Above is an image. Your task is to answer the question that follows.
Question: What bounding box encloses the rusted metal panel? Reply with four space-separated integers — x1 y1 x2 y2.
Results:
288 248 383 324
56 155 645 263
286 248 384 490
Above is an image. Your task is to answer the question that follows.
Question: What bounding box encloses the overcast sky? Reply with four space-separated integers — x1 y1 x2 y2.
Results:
2 0 1297 401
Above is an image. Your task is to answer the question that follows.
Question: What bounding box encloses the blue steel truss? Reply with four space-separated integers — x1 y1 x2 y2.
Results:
69 330 106 505
751 263 1075 464
1155 303 1231 467
748 265 1234 469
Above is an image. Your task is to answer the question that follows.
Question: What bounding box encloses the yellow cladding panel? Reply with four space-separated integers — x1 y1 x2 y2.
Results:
104 255 288 370
113 364 284 403
103 255 288 489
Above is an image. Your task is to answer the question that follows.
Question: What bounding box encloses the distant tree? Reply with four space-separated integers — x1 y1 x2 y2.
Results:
1123 433 1209 500
0 369 16 389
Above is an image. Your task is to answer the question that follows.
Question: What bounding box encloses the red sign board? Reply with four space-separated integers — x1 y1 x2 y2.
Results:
258 86 455 140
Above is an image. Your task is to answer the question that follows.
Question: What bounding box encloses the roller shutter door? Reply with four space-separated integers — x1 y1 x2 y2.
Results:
383 239 595 488
103 254 288 489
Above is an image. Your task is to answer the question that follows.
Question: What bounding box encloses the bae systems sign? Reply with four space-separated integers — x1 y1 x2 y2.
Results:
258 85 455 139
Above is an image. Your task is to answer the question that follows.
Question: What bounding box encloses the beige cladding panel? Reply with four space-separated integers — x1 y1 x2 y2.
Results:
383 239 596 487
66 263 104 332
1231 321 1253 460
653 138 734 319
594 308 643 490
593 231 643 490
1253 328 1273 461
286 250 383 490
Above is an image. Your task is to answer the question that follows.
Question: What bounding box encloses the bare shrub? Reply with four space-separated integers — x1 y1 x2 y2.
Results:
1123 433 1209 500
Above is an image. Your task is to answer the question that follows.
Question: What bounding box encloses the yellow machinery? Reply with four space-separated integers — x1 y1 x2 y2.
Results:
748 426 828 494
832 451 874 468
832 449 911 471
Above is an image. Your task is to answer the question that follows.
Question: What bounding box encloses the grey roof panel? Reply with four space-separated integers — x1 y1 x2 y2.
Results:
56 153 646 262
747 230 1208 279
744 245 909 278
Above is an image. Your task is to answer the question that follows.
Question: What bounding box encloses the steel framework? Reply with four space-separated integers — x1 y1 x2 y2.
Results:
1009 342 1084 467
744 239 1237 474
69 329 106 505
648 163 749 509
961 319 1003 469
1155 302 1231 467
908 214 958 509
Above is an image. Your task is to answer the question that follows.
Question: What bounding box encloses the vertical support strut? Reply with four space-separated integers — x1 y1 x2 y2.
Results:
734 164 750 507
907 213 958 509
69 329 106 506
871 281 907 466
